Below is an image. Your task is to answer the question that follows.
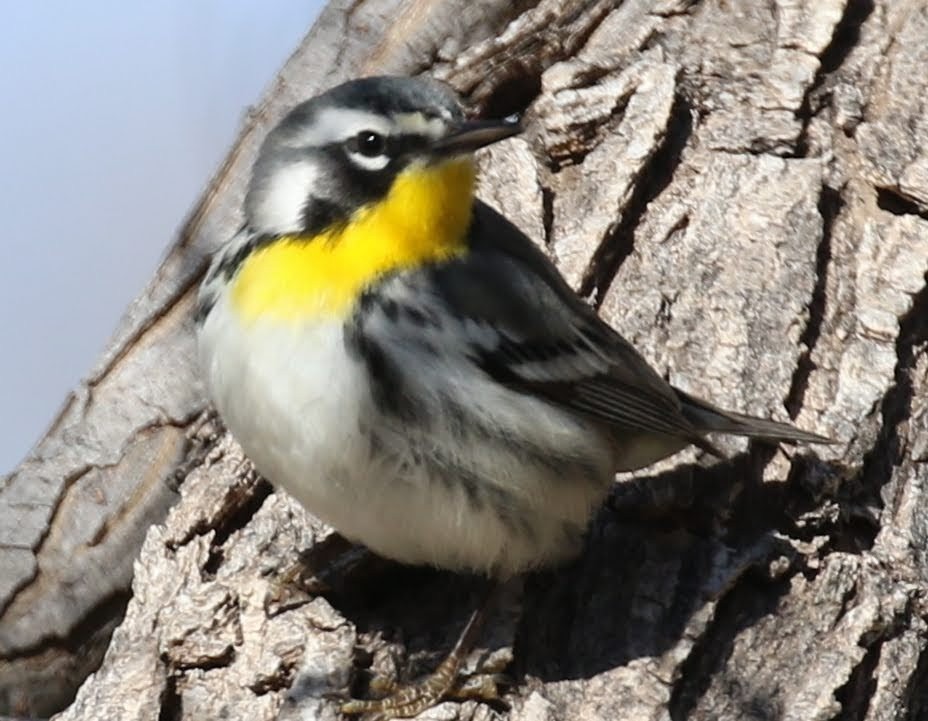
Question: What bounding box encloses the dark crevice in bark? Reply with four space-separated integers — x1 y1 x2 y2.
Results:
176 647 237 674
579 92 693 306
832 637 880 721
558 0 614 48
249 658 298 695
546 92 633 171
202 478 274 577
855 274 928 541
467 58 542 118
786 185 840 418
903 640 928 721
541 184 555 247
158 672 182 721
818 0 876 75
725 446 855 563
668 574 791 721
462 0 614 118
478 71 543 120
210 478 273 549
794 0 875 157
781 451 879 556
876 187 928 221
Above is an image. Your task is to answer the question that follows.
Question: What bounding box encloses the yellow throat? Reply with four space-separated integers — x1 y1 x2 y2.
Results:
231 157 476 323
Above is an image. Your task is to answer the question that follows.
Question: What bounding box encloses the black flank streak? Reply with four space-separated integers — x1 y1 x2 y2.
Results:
423 450 536 542
443 396 604 487
483 482 536 542
381 298 400 322
344 324 423 424
456 470 485 512
356 289 377 314
402 304 436 328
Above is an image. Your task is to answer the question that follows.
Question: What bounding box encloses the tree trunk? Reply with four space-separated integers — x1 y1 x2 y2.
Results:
3 0 927 719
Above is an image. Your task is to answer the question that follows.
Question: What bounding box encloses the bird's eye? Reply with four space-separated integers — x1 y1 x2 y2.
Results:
352 130 386 157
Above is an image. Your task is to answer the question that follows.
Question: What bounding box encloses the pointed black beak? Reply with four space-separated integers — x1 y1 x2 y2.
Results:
430 117 523 155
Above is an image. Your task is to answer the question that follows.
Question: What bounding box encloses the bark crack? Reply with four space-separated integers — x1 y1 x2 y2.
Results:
580 91 694 306
668 574 791 721
202 477 274 578
876 187 928 222
0 590 130 661
855 274 928 539
157 671 182 721
786 185 840 418
831 637 879 721
902 638 928 721
0 462 97 620
541 183 555 248
817 0 876 77
795 0 876 157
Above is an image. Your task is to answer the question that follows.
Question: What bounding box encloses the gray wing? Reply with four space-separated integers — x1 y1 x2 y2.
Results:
423 201 715 451
425 202 831 448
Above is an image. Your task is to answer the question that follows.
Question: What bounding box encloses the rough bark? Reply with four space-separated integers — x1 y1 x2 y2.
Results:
2 0 927 719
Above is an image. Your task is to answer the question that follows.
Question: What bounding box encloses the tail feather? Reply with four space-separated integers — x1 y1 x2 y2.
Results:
675 389 834 445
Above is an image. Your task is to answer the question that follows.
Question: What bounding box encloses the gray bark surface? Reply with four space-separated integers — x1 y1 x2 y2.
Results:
2 0 926 719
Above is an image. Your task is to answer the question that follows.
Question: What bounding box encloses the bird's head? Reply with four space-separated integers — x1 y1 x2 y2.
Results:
244 76 522 238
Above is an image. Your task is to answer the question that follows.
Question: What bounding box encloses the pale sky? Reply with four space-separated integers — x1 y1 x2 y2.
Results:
0 2 323 473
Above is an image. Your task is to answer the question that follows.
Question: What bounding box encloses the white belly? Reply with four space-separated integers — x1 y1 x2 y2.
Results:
198 293 615 577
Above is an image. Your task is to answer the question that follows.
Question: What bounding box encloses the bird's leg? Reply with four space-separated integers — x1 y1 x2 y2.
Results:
266 535 371 614
341 582 500 719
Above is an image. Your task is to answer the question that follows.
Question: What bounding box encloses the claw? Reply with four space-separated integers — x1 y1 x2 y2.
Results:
340 585 500 718
341 638 464 717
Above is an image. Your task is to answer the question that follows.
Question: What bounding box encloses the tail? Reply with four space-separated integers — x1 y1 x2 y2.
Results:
675 389 834 445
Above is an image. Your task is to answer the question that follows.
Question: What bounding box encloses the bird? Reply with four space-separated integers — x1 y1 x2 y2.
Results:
196 75 830 717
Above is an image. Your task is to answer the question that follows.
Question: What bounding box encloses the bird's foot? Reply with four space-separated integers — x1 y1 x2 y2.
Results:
340 651 505 719
341 638 465 719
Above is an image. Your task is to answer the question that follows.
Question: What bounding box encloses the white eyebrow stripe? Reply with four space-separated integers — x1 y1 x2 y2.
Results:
286 108 449 148
289 107 393 147
392 113 447 139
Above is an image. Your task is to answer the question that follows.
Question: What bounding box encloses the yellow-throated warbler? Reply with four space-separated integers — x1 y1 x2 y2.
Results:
196 75 829 717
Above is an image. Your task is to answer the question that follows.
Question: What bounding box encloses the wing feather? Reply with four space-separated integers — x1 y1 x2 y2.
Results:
423 201 706 445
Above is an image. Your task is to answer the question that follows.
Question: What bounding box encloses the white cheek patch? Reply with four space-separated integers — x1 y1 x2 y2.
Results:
252 161 320 235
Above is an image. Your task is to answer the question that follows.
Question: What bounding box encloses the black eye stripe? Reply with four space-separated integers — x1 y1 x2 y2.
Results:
342 132 430 159
387 133 430 156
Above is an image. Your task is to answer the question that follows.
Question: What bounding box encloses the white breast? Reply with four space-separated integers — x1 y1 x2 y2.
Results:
198 291 616 578
198 293 375 524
